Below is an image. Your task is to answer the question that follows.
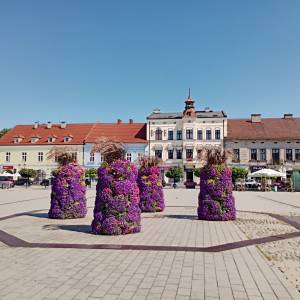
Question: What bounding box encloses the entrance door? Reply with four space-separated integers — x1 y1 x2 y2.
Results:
186 169 194 182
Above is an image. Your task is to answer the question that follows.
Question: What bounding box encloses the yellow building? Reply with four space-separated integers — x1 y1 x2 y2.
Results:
0 122 94 178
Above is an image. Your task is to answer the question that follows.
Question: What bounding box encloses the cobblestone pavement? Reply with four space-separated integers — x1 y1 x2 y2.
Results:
0 186 299 299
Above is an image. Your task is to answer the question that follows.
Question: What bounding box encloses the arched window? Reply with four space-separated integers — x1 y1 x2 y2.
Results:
155 128 162 140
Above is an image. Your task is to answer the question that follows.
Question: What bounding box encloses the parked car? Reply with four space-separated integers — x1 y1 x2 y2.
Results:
15 178 34 186
0 176 14 188
245 179 261 189
184 181 197 189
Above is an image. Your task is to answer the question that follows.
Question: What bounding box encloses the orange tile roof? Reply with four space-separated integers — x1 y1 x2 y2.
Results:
85 123 147 144
0 122 147 146
227 118 300 140
0 123 94 146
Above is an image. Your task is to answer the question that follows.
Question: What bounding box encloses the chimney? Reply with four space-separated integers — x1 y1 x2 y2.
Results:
251 114 261 123
117 119 122 124
47 121 52 129
129 119 133 124
284 113 293 119
33 122 39 129
60 121 67 128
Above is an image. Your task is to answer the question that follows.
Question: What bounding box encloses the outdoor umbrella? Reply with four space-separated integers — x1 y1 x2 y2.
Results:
249 168 286 178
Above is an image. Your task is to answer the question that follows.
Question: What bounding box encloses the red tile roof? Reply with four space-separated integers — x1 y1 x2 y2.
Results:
85 123 147 144
0 123 94 146
0 122 147 145
227 118 300 140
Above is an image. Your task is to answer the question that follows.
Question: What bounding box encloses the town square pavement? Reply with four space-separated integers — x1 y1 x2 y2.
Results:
0 186 299 300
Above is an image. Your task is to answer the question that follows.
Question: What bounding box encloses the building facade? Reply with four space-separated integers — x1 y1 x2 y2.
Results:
147 95 227 182
0 121 147 178
83 122 147 169
225 114 300 173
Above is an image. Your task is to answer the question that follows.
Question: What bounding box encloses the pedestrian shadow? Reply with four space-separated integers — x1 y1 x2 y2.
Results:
26 212 49 219
164 214 198 220
43 224 91 233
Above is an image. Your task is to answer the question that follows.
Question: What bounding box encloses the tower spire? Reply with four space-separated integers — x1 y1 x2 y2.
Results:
188 88 191 99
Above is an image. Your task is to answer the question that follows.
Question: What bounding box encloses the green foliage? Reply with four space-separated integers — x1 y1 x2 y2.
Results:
194 168 201 177
231 167 248 182
0 128 10 138
19 168 37 178
165 167 184 182
85 168 97 179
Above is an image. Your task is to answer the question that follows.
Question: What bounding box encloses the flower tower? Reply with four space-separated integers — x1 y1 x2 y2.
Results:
138 156 165 212
197 148 236 221
91 138 141 235
48 150 87 219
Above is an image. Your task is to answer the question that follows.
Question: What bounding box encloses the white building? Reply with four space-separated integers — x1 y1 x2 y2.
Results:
147 94 227 182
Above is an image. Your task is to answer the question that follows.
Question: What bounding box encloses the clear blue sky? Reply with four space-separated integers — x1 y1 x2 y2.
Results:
1 0 300 128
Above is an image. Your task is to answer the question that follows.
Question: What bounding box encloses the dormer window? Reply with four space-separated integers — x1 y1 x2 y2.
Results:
13 135 24 143
48 135 57 143
31 135 41 143
64 135 73 143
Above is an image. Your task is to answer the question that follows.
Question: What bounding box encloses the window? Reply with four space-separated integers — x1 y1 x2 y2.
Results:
31 137 38 143
197 130 203 140
186 149 193 160
48 137 54 143
64 136 71 143
38 152 43 162
215 129 221 140
168 130 173 140
5 152 10 162
71 152 77 162
168 150 173 159
90 152 95 162
259 149 266 161
250 149 257 161
22 152 27 162
286 149 293 161
155 129 162 140
295 149 300 161
233 149 240 162
155 150 162 159
206 130 212 140
272 149 280 163
177 130 182 140
126 153 132 161
186 129 193 140
176 149 182 159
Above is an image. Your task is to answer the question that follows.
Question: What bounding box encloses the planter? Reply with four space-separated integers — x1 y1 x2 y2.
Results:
48 163 87 219
92 159 141 235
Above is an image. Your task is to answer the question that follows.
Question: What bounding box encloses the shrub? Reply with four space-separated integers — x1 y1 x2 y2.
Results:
91 159 141 235
48 163 87 219
197 148 236 221
19 168 37 179
165 166 184 183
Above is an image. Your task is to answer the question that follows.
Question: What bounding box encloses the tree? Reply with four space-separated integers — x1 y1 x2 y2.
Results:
85 168 97 179
231 167 248 183
19 168 37 178
165 167 184 183
0 128 10 138
194 168 201 178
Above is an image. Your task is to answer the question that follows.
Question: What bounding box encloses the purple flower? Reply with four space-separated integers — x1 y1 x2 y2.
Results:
138 165 165 213
92 159 141 235
198 164 236 221
48 163 87 219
